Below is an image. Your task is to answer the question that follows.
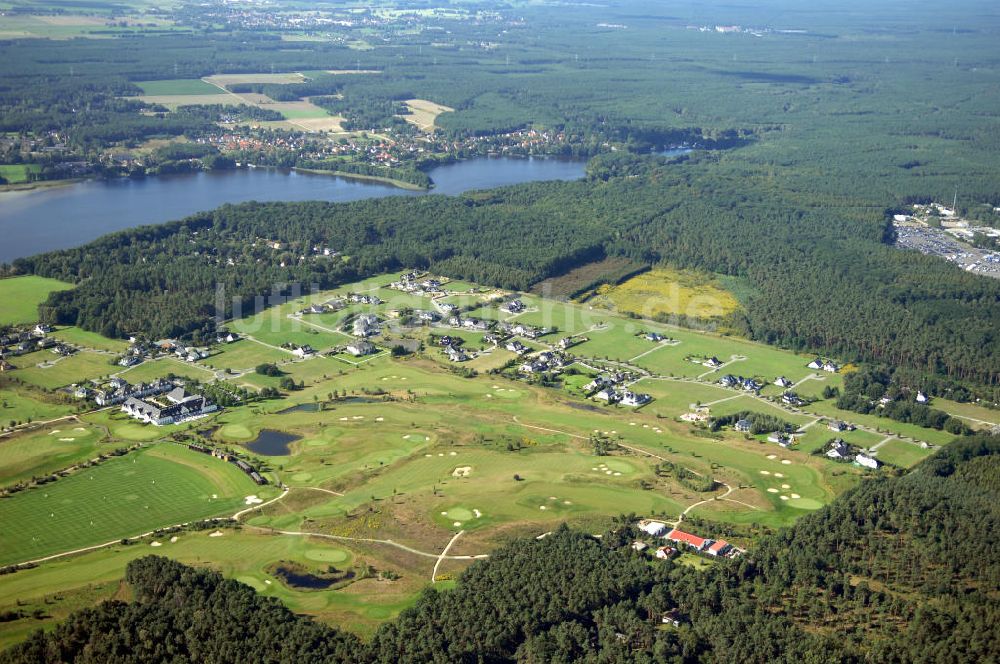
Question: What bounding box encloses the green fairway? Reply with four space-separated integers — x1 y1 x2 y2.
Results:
136 78 221 95
0 444 259 566
0 424 102 486
0 276 73 326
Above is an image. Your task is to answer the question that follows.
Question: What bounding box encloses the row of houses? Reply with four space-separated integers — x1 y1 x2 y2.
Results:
121 387 217 426
188 443 266 485
93 377 174 407
519 350 570 375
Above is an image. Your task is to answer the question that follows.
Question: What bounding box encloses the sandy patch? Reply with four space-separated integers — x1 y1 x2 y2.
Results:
781 484 791 489
766 454 777 459
453 521 462 527
767 488 779 493
399 98 454 131
244 495 263 505
790 493 801 499
759 470 771 475
150 541 162 547
452 466 472 478
170 536 178 543
59 438 75 442
781 460 792 465
209 531 225 537
539 505 547 510
473 509 482 518
780 495 789 501
774 472 784 478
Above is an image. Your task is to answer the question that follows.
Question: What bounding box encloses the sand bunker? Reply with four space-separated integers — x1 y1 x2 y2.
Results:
759 470 771 475
209 531 225 537
452 466 472 478
150 541 162 547
767 488 779 493
791 493 801 499
244 495 263 505
781 460 791 465
780 495 789 501
170 536 178 543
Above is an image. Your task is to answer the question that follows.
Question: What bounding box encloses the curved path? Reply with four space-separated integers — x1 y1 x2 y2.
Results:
432 530 465 582
263 528 487 561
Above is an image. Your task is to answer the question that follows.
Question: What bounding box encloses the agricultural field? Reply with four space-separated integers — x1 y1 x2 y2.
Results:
0 443 263 566
400 99 454 131
137 79 222 96
0 275 73 326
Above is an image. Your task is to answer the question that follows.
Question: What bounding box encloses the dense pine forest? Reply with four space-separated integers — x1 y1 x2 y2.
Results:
4 433 998 663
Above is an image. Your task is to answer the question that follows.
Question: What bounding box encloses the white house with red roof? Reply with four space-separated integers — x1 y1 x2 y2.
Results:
706 540 732 557
665 528 710 551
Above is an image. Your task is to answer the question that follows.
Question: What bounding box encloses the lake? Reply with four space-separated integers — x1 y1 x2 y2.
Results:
0 156 588 263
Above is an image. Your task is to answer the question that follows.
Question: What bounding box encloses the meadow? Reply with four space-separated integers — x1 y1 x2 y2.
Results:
0 275 73 326
582 267 741 321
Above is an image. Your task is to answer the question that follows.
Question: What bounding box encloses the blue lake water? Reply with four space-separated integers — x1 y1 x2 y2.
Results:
0 156 589 263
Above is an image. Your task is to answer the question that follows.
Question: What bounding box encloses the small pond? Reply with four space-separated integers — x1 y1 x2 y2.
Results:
245 429 301 456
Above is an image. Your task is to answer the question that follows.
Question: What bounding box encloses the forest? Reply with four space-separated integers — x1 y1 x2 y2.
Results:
4 433 998 663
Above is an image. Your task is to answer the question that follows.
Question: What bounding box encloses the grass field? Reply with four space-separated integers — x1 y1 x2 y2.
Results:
0 444 260 566
15 351 116 390
0 275 73 326
49 326 128 353
0 163 41 184
0 387 75 428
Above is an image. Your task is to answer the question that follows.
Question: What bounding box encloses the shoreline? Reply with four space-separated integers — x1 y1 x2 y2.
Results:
0 178 82 196
290 166 429 191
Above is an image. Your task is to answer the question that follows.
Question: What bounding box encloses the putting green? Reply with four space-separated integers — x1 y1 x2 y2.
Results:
305 548 349 563
219 424 254 440
305 439 330 447
292 472 313 481
236 575 267 591
445 507 474 521
787 497 823 510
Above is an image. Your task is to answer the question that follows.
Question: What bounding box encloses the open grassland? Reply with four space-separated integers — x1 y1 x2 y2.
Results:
49 326 128 353
0 423 103 486
0 444 259 566
583 267 741 321
0 387 75 428
0 275 73 326
872 438 933 468
117 357 216 384
14 351 115 390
